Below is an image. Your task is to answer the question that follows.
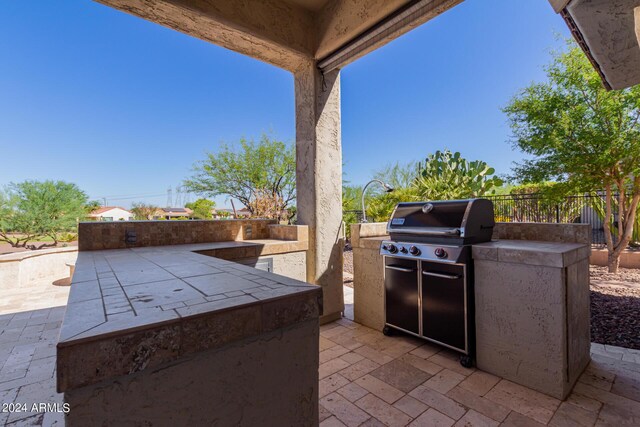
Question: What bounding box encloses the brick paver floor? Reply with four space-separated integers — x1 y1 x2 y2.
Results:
0 283 69 318
1 305 639 426
320 317 640 426
0 307 65 426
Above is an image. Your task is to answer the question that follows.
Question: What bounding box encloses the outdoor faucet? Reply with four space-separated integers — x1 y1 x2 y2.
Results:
361 179 394 223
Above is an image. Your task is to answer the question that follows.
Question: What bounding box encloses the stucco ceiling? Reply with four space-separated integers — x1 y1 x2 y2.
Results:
282 0 332 12
559 0 640 89
94 0 461 72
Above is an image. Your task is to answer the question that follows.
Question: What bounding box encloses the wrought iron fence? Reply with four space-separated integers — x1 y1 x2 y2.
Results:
347 194 639 246
485 193 640 246
344 210 364 223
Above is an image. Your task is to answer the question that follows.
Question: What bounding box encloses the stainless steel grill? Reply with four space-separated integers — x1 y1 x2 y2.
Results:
379 199 495 367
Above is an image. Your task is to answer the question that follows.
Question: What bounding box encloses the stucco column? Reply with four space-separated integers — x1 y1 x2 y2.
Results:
294 60 344 323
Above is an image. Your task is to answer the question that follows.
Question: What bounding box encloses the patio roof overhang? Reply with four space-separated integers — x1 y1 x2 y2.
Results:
94 0 462 73
550 0 640 90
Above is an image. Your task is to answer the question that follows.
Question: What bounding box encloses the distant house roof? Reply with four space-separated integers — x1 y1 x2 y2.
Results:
159 207 193 216
90 206 131 216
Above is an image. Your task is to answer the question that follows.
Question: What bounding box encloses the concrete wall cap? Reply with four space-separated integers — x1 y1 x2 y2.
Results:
0 246 78 263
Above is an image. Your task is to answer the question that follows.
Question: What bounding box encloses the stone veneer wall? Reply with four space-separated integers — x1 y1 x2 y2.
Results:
493 222 591 244
268 224 309 242
351 222 592 245
64 318 319 427
78 219 278 251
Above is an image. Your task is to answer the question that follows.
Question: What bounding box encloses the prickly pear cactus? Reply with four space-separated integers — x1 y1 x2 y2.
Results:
416 150 503 200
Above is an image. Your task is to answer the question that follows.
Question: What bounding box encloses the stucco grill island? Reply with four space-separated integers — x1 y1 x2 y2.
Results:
354 214 591 400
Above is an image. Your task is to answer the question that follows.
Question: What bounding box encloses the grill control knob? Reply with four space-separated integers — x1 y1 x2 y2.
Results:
434 248 448 259
409 246 421 256
400 246 408 254
385 244 398 254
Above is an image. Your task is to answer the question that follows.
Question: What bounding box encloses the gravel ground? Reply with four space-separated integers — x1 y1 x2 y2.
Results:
343 248 640 350
590 266 640 350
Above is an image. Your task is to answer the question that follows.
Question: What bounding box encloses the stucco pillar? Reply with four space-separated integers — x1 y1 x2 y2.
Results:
294 60 344 323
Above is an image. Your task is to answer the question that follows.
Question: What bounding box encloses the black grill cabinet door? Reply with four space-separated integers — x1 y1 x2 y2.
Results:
384 257 419 334
421 262 466 352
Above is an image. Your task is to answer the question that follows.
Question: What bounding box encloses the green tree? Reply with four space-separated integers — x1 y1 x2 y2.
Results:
342 185 363 238
357 160 420 223
415 150 503 200
184 135 295 218
373 161 421 191
0 180 88 249
366 187 420 223
130 203 159 220
84 200 102 214
504 42 640 273
185 198 215 219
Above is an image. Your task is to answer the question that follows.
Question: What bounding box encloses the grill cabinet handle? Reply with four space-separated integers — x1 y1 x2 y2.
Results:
386 226 461 236
385 265 415 273
422 271 461 280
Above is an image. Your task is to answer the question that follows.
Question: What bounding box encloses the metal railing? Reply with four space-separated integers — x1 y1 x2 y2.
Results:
347 194 639 246
485 193 640 246
344 210 365 223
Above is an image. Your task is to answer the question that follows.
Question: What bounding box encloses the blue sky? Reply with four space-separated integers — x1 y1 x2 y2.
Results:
0 1 570 208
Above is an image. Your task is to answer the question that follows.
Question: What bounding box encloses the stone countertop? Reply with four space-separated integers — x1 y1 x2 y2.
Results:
354 236 590 268
472 239 590 268
56 239 320 393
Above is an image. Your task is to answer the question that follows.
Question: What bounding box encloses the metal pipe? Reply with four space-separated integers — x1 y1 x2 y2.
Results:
361 179 394 223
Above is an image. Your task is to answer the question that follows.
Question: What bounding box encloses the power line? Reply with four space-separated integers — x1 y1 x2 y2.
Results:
94 192 168 199
93 193 166 204
108 194 166 200
92 187 193 206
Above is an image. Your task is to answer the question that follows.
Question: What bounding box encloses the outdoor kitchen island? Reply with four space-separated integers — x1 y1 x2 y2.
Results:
351 221 591 401
57 221 322 426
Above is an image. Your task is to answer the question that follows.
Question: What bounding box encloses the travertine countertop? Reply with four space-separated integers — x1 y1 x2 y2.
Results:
57 239 321 392
472 239 590 267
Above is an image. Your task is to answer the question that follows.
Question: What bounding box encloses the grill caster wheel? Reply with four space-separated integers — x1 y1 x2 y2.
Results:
382 326 393 336
459 355 473 368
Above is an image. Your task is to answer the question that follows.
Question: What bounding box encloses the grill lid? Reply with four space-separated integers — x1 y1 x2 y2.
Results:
387 199 495 245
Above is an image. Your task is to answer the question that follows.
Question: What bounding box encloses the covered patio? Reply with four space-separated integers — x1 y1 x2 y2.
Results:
3 0 640 425
1 298 639 426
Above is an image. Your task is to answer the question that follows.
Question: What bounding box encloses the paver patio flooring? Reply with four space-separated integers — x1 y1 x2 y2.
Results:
1 304 639 426
0 279 70 318
320 318 640 426
0 306 65 426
